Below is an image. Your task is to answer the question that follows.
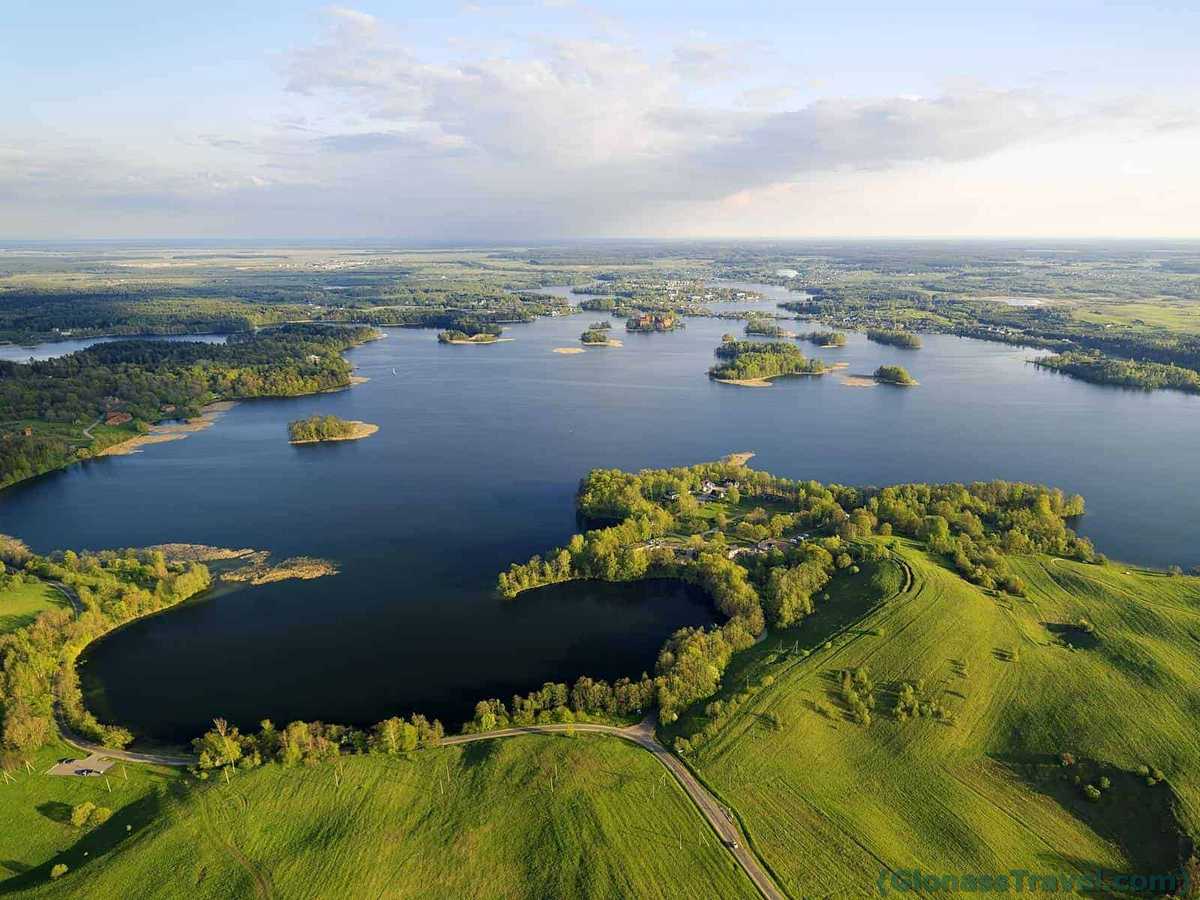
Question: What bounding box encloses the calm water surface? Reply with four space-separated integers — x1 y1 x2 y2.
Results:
2 290 1198 745
0 333 227 362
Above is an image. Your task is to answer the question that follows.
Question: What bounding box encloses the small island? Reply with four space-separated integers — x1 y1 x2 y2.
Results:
874 365 919 386
799 330 847 348
437 327 502 344
288 414 379 444
744 317 794 338
866 328 922 350
709 340 827 386
581 322 622 346
626 312 683 333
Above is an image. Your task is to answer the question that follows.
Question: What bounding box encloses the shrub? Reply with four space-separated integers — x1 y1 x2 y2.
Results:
50 864 68 880
69 802 96 829
1083 784 1102 802
1098 776 1111 790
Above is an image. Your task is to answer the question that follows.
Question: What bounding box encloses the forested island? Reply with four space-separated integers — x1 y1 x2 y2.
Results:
0 324 379 490
1034 350 1200 394
798 330 847 347
866 328 923 349
709 341 827 386
743 317 791 337
874 365 918 386
437 327 502 344
626 312 683 332
288 415 379 444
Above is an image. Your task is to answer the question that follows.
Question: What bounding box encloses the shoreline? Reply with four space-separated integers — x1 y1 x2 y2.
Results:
289 421 379 444
581 338 623 348
96 401 237 456
444 337 514 345
713 369 829 388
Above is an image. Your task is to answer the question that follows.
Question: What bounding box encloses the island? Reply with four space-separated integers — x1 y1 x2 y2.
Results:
709 340 827 386
626 312 684 333
874 364 919 385
743 317 793 338
581 322 622 346
866 328 923 349
437 327 502 344
288 414 379 444
798 330 847 348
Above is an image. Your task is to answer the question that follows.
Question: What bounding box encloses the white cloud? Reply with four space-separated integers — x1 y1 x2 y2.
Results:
1 5 1197 238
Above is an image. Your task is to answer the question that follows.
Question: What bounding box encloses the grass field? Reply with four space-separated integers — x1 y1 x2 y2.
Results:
5 735 756 899
0 578 66 634
680 543 1200 896
0 739 183 890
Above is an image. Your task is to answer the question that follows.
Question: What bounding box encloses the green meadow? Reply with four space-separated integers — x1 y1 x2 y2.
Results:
5 735 755 899
680 544 1200 896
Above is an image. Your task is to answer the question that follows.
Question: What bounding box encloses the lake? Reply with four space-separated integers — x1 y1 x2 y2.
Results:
2 291 1198 746
0 333 227 363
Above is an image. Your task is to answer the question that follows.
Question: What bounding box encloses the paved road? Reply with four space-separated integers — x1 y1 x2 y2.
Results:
59 716 784 899
48 575 786 896
444 719 786 900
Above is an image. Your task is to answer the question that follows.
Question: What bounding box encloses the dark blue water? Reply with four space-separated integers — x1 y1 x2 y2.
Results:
2 295 1199 744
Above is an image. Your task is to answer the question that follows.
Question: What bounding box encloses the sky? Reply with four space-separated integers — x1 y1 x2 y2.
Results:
1 1 1198 240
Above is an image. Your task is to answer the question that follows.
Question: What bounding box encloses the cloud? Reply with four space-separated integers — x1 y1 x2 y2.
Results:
2 5 1197 239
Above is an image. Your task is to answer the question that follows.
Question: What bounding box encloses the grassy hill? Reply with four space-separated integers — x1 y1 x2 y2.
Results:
5 735 756 899
0 578 65 635
673 544 1199 896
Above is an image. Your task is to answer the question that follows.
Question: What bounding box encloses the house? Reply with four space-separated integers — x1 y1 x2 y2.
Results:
699 480 728 498
104 412 133 426
22 426 33 437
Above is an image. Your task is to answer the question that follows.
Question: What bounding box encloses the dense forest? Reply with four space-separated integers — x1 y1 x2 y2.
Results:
0 324 377 489
1034 351 1200 394
866 328 923 349
495 461 1093 723
874 365 918 385
288 415 360 443
798 330 847 347
0 541 211 754
709 341 826 381
437 325 502 343
744 318 787 337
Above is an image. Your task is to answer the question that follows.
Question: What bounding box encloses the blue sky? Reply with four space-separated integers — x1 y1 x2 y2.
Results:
2 1 1197 239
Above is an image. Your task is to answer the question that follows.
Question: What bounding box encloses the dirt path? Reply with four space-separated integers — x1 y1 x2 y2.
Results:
80 416 103 440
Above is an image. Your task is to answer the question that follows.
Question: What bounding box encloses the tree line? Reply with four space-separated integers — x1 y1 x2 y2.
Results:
0 324 377 490
0 540 211 755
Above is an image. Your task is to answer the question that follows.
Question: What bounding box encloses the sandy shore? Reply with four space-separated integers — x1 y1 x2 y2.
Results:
444 337 513 345
221 555 339 585
289 421 379 444
581 338 623 347
840 376 877 388
554 347 586 354
714 377 773 387
722 451 756 466
97 401 235 456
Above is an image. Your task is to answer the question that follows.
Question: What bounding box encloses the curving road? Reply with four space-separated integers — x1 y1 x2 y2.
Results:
443 718 785 900
59 716 784 899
